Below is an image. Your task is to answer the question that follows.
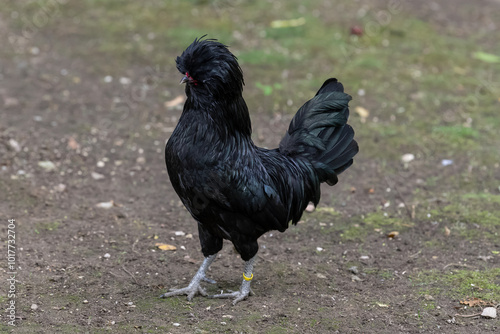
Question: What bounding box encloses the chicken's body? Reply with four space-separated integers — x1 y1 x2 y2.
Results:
162 38 358 304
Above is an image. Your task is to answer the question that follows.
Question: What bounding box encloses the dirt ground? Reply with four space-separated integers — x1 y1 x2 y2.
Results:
1 1 500 333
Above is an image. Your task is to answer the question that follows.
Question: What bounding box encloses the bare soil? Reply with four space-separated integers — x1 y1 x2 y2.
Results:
1 1 499 333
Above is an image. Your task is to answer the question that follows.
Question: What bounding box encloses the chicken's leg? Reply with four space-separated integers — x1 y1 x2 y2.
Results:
160 254 217 300
210 255 256 305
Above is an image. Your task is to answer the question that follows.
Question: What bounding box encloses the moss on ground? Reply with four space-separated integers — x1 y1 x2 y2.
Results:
414 268 500 303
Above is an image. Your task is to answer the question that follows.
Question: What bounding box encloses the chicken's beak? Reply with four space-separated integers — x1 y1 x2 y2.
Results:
179 75 189 85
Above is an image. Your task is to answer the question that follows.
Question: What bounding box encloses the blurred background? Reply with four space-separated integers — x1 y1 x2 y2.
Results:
1 0 499 332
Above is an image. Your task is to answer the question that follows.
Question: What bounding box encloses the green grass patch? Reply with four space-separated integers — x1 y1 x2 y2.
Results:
428 193 500 240
307 209 412 242
432 125 479 145
34 221 61 233
414 268 500 302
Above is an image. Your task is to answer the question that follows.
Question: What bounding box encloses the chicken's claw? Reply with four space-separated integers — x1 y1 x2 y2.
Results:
209 284 254 305
160 255 217 301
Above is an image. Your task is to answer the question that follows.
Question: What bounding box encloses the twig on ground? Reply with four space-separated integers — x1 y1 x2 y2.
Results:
443 263 469 270
385 177 413 220
258 254 273 263
454 312 481 318
409 250 421 258
211 303 226 310
132 238 140 255
122 265 138 284
109 271 125 278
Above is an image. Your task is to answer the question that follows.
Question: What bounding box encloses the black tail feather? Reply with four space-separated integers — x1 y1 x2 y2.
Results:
279 78 358 186
315 78 344 95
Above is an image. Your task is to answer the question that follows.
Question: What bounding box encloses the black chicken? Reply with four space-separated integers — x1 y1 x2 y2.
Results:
162 37 358 304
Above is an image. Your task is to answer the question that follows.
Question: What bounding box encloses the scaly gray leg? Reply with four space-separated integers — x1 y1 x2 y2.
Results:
210 255 256 305
160 254 217 301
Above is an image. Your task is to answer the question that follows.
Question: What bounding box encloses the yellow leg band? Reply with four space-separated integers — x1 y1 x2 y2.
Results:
243 273 253 281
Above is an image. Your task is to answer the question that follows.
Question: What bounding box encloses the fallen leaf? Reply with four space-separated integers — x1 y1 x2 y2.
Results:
473 51 500 63
444 226 451 236
350 25 363 36
184 255 198 264
453 66 467 75
270 17 306 28
460 297 488 307
255 82 273 96
155 243 177 251
387 231 399 239
164 95 185 108
354 106 369 123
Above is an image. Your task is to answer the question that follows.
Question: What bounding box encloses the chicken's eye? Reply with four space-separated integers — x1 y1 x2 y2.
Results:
186 72 198 85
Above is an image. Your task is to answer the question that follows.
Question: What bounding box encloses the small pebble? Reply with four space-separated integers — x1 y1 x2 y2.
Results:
9 139 21 152
31 304 38 310
38 161 56 171
103 253 111 259
91 172 105 180
441 159 453 166
173 323 180 327
54 183 66 192
305 203 315 212
481 307 497 319
401 153 415 163
96 201 114 209
119 77 131 85
349 266 359 274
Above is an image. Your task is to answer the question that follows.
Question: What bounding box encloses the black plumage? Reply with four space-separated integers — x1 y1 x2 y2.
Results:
162 37 358 304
